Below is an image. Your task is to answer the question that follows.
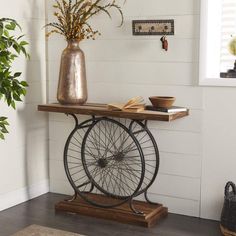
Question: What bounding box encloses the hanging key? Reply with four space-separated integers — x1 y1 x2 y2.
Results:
160 36 168 51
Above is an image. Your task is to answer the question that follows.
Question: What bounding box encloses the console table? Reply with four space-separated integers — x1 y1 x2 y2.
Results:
38 103 189 227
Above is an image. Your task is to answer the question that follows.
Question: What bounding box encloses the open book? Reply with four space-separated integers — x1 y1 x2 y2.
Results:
107 97 145 112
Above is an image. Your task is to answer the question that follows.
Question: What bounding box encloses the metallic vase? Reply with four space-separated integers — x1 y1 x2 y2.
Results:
57 40 88 105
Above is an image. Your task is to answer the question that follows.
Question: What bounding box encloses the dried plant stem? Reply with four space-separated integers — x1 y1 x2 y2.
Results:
46 0 124 41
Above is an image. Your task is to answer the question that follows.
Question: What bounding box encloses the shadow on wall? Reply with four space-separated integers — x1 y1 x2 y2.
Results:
18 0 49 198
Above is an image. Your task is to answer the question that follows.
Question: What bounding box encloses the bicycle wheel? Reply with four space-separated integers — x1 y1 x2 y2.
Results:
64 118 95 196
129 120 160 195
80 117 145 207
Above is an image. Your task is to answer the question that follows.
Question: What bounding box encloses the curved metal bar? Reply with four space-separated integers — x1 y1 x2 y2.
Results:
67 113 79 128
144 191 157 205
77 181 91 189
91 115 96 121
63 118 95 200
129 120 160 197
129 198 144 215
78 181 95 194
88 183 95 193
66 191 78 202
144 120 148 128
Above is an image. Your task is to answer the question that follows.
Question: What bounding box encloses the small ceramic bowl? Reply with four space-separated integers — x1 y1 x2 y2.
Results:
149 96 176 108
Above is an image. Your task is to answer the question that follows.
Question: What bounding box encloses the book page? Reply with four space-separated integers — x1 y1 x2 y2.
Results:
107 103 124 111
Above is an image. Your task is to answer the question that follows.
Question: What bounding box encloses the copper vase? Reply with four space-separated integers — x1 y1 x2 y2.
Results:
57 40 88 105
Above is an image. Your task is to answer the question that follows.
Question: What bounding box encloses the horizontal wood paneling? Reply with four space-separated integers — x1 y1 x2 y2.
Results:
26 81 47 104
138 193 200 217
0 0 45 20
47 0 200 22
159 152 201 178
49 120 201 156
49 160 68 182
48 109 202 133
48 60 198 86
49 180 74 196
48 15 199 41
16 19 46 41
0 104 48 150
14 60 47 84
120 0 200 16
47 0 203 218
0 139 48 194
26 40 46 62
201 88 236 220
87 15 200 40
49 155 201 181
86 83 203 109
150 174 200 201
152 129 201 155
48 81 203 109
48 38 199 63
149 109 202 133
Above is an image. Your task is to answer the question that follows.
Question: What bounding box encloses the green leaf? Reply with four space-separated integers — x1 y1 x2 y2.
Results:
3 29 9 37
1 120 9 125
13 93 22 101
11 100 16 109
20 41 28 46
21 88 27 96
2 128 9 134
13 44 20 54
20 81 28 87
14 72 21 77
0 117 7 121
17 35 24 40
0 132 4 140
5 23 16 30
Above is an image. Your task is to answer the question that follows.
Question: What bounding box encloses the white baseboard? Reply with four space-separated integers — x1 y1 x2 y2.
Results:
0 179 49 211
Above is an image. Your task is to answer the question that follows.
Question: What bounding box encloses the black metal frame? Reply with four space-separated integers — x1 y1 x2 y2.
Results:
63 114 160 214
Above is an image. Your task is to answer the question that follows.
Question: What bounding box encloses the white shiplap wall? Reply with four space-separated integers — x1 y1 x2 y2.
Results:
47 0 203 217
0 0 49 211
201 87 236 220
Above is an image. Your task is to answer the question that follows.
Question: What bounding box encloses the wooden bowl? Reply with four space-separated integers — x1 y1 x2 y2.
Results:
149 96 176 108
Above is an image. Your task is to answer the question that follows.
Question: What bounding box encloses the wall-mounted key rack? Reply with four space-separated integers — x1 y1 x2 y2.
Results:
132 20 174 36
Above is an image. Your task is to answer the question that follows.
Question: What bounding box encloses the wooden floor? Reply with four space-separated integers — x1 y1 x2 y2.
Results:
0 193 221 236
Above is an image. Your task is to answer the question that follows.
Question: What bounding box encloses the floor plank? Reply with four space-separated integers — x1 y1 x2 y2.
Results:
0 193 221 236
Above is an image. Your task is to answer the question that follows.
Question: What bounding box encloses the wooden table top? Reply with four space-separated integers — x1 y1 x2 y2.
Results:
38 103 189 122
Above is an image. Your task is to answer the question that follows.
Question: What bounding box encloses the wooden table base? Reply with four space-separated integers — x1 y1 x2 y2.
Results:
55 193 168 227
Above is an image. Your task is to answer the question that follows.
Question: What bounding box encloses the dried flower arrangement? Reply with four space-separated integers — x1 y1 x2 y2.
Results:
46 0 125 41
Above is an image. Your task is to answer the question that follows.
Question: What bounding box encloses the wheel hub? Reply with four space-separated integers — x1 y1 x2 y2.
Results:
97 158 108 168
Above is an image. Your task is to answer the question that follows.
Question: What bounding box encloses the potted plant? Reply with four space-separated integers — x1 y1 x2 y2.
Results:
46 0 124 105
0 18 29 139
